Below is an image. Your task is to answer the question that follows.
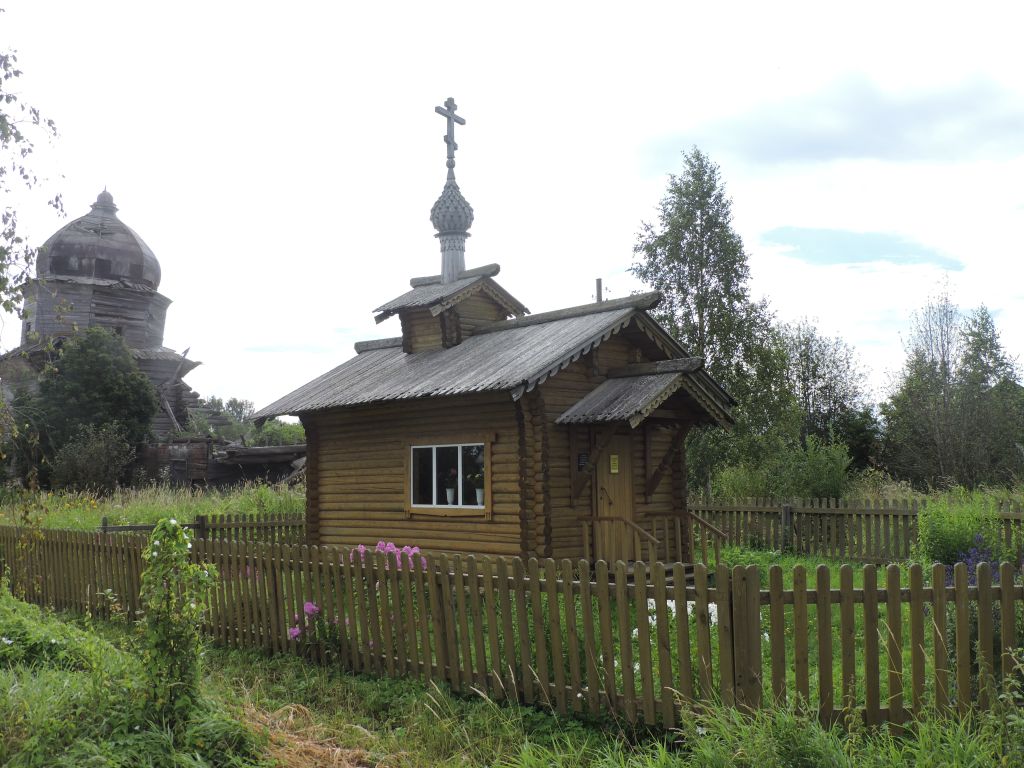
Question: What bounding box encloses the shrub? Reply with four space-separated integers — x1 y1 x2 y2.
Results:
139 518 217 730
50 424 135 494
915 496 1013 566
713 437 852 500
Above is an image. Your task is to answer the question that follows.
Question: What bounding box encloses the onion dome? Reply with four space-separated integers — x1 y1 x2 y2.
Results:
430 177 475 235
35 190 161 289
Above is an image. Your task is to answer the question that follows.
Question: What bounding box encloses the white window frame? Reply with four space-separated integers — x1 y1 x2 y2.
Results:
404 436 490 519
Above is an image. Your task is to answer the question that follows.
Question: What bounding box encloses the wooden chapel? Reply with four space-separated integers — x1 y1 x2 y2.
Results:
254 98 734 562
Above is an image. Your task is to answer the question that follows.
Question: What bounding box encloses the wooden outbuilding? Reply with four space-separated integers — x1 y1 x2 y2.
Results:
254 99 734 562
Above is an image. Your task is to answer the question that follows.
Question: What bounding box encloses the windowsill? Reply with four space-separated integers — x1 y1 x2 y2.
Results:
407 504 489 519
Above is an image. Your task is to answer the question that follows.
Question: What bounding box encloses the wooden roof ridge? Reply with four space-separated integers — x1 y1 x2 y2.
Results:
373 271 528 324
475 291 662 335
409 262 501 287
354 337 404 354
606 357 704 377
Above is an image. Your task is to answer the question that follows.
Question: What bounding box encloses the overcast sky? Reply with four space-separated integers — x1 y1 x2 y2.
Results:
3 1 1023 411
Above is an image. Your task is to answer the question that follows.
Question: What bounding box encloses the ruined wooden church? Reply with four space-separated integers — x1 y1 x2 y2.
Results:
0 190 202 435
0 192 303 484
255 99 734 562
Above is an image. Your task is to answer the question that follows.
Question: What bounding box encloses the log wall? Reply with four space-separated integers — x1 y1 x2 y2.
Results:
307 392 526 557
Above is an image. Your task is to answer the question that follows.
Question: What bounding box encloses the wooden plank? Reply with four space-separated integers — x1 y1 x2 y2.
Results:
954 562 970 715
716 563 735 707
453 556 473 693
596 560 616 712
341 548 359 671
839 565 856 713
353 550 373 673
288 544 305 656
886 564 903 724
560 560 583 713
479 560 502 696
652 562 674 726
634 562 656 724
931 562 948 713
768 565 786 706
388 550 406 676
400 551 419 678
976 562 994 709
330 547 349 668
544 558 567 714
497 559 517 699
863 564 880 726
1000 561 1016 688
816 565 833 724
792 565 810 705
615 559 636 722
426 554 449 685
909 563 925 716
731 564 752 710
578 560 600 715
238 539 255 648
468 557 489 691
528 558 550 706
412 551 431 680
439 554 460 688
513 558 533 704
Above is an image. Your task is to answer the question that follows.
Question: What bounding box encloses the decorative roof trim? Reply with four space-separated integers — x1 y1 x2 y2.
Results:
427 278 528 318
409 262 501 287
354 337 403 354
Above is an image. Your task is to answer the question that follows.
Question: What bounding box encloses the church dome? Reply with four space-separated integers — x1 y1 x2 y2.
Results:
36 191 161 289
430 178 474 235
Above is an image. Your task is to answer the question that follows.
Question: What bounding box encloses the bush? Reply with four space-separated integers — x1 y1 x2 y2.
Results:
915 495 1014 566
139 518 217 730
713 437 852 499
50 424 135 494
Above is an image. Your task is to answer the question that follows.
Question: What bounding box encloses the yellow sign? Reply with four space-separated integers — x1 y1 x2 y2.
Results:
609 454 619 474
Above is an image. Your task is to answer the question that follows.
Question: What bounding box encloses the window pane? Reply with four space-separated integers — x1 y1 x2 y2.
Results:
436 445 459 505
462 444 484 506
412 447 433 505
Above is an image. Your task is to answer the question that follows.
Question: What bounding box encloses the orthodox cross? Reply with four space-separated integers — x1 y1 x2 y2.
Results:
434 97 465 173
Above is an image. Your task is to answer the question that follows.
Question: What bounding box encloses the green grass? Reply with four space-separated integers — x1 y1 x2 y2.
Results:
203 640 1024 767
0 482 304 531
0 586 267 767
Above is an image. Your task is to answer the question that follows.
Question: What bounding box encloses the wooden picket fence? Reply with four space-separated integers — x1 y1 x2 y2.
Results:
2 524 1022 728
99 512 305 544
690 498 1024 563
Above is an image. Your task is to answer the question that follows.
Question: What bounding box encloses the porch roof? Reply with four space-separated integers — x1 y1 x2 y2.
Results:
555 358 734 429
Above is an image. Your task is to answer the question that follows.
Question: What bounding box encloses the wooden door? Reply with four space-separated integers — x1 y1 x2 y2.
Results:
594 435 635 563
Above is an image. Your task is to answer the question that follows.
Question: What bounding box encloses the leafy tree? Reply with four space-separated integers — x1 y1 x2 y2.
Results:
190 394 304 446
1 39 62 316
1 33 62 477
781 319 878 468
38 326 158 450
882 291 1023 489
632 147 797 490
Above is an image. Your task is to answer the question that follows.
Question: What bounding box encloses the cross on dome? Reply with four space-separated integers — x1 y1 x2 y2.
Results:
434 97 465 177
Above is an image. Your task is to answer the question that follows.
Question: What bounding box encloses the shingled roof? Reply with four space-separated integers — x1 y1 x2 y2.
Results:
373 263 528 323
254 292 734 427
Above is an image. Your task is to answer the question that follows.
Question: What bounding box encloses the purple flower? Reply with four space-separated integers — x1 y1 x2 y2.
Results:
304 601 320 616
288 626 302 640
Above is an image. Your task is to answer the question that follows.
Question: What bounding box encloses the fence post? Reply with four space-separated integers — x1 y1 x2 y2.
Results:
195 514 208 541
781 505 793 552
100 516 109 536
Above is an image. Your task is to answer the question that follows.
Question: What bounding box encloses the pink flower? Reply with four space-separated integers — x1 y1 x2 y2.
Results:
288 626 302 640
304 601 320 616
